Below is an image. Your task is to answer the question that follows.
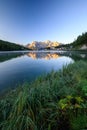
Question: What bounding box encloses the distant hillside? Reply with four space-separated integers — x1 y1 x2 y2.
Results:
26 40 60 50
55 32 87 50
70 32 87 50
0 40 27 51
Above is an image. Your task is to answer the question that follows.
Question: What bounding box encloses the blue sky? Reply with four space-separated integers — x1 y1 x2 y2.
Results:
0 0 87 44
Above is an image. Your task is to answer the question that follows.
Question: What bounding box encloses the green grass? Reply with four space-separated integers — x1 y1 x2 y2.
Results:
0 60 87 130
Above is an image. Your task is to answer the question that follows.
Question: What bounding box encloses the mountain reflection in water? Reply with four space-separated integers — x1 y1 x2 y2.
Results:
26 51 87 61
0 51 87 93
27 52 60 60
0 51 87 63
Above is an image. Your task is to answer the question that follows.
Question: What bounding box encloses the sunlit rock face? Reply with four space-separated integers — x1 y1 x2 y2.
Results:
26 40 60 50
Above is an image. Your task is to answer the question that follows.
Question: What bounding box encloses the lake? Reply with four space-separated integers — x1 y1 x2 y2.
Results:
0 51 87 93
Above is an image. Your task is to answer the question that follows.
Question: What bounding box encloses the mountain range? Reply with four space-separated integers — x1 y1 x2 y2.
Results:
26 40 60 50
0 32 87 51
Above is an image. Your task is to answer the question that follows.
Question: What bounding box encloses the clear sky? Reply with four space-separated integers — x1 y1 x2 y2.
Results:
0 0 87 44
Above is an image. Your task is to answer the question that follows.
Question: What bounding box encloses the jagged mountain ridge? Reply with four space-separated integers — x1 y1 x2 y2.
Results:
26 40 61 49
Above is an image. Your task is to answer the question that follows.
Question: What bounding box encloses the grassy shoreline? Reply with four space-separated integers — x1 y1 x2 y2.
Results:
0 60 87 130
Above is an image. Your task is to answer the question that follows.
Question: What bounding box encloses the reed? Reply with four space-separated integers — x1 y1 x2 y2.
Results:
0 60 87 130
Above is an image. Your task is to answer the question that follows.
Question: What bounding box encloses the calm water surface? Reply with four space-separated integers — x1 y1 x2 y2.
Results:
0 51 87 93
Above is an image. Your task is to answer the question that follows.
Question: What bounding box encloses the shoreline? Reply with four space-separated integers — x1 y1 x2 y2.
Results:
0 60 87 129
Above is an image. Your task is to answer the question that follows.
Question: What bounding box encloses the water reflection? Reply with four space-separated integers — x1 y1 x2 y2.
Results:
0 51 87 93
0 51 87 63
26 51 87 61
0 51 73 92
0 52 24 63
27 52 60 60
67 52 87 61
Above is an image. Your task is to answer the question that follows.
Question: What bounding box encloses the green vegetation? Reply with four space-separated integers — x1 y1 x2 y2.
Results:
0 40 28 51
55 32 87 50
71 32 87 49
0 60 87 130
65 32 87 50
1 32 87 51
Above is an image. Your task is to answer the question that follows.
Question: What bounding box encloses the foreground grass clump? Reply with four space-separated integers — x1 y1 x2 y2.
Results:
0 60 87 130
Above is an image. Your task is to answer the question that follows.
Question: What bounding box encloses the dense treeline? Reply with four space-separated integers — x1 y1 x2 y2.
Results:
72 32 87 46
55 32 87 50
0 40 27 51
71 32 87 49
65 32 87 50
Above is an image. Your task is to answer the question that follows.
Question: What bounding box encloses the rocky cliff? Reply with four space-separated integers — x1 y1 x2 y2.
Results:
26 40 60 50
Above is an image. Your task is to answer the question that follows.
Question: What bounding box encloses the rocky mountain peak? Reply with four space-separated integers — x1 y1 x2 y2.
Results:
26 40 60 50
